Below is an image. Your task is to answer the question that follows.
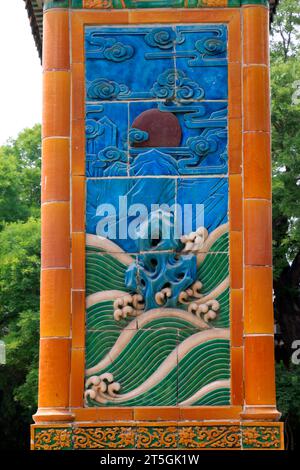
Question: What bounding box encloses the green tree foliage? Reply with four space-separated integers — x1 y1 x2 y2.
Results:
0 126 41 450
271 0 300 60
271 0 300 449
0 125 41 227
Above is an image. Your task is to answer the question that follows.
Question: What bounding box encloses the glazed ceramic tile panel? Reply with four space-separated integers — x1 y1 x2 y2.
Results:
84 25 230 407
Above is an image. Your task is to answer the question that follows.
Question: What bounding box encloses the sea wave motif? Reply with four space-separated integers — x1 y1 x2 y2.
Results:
86 308 216 375
86 234 134 265
179 379 230 406
85 330 230 405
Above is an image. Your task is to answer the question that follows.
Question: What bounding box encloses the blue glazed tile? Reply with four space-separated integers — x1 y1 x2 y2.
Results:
86 178 176 253
175 60 228 101
175 25 227 61
86 103 128 177
85 26 175 101
175 25 228 101
177 177 228 234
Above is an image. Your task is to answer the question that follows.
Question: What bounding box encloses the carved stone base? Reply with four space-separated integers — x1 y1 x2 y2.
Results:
31 421 284 450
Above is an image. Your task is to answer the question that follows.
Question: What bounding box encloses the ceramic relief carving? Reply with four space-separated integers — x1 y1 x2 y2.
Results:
84 24 230 407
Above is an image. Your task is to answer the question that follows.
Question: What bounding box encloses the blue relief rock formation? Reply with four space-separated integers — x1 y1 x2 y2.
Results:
125 252 198 311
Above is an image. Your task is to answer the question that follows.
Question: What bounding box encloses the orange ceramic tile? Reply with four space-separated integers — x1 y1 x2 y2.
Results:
228 10 241 63
43 10 70 71
70 348 85 408
230 289 243 347
244 335 276 405
244 266 274 334
73 407 134 421
244 199 272 266
72 232 85 290
240 408 282 421
243 6 269 65
244 132 271 199
72 119 85 175
158 9 237 25
229 175 243 231
72 176 85 232
72 290 85 349
43 71 71 138
228 63 242 119
71 14 84 64
40 268 71 338
129 9 182 24
231 347 244 405
228 118 242 174
230 231 243 289
243 66 270 132
180 406 242 421
41 202 70 268
38 338 71 408
42 138 70 203
134 407 180 421
72 63 85 121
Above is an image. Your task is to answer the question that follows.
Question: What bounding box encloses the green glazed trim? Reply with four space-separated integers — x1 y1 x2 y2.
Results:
71 0 83 8
44 0 69 10
228 0 241 6
240 0 268 5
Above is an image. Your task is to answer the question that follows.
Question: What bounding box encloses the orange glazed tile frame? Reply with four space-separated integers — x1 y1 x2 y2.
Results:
35 8 72 422
43 9 70 71
242 6 279 421
68 8 244 417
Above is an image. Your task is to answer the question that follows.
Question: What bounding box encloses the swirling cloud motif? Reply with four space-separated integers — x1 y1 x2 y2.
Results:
86 33 134 62
86 33 115 50
87 78 130 100
151 69 205 101
128 128 149 145
103 42 134 62
195 38 226 57
97 146 127 163
144 28 176 50
187 135 218 157
85 119 102 140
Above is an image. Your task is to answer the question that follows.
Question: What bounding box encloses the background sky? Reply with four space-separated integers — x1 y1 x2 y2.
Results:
0 0 42 145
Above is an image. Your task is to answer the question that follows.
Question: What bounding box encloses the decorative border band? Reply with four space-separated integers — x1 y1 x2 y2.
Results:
43 0 269 10
32 423 284 450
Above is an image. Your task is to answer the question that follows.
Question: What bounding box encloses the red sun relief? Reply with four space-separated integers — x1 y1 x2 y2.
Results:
131 109 182 148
